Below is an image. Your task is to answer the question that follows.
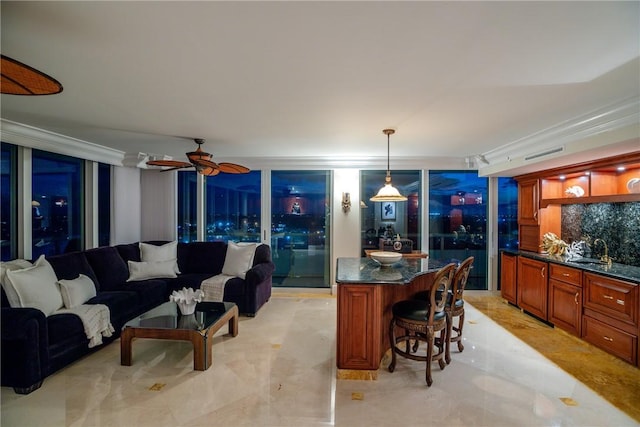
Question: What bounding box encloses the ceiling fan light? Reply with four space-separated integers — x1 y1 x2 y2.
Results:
187 150 211 163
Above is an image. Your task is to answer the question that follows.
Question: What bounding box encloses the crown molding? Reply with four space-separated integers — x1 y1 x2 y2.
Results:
479 96 640 176
1 119 125 166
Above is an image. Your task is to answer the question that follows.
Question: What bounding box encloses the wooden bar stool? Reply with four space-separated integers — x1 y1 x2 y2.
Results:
445 256 474 364
387 263 456 386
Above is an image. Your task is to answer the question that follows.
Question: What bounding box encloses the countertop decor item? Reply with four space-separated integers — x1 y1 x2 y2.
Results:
565 185 584 197
627 177 640 194
370 251 402 266
540 232 569 257
169 287 205 315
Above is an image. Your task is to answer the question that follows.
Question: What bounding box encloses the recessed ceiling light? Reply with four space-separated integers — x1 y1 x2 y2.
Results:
617 166 626 171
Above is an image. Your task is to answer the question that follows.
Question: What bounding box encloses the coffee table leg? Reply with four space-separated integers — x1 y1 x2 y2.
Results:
229 309 239 337
192 333 211 371
121 328 133 366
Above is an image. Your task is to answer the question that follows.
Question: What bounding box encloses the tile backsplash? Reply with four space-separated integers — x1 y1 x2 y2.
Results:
561 202 640 267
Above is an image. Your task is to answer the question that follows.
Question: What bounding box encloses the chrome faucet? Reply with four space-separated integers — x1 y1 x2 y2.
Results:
593 238 612 265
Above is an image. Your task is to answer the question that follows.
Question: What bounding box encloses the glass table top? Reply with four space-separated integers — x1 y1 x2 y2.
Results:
123 301 236 332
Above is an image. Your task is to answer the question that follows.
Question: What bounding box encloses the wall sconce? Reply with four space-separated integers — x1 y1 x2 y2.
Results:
342 192 351 213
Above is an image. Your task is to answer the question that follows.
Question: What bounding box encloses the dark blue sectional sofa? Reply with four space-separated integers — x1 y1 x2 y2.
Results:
1 240 274 394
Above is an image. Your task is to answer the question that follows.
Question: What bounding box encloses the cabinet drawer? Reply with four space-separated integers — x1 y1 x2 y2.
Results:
584 273 637 326
582 316 637 364
549 264 582 286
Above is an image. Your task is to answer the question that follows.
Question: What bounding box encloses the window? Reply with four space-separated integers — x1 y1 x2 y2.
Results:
271 171 331 287
205 171 261 243
360 170 421 256
1 143 17 261
498 177 518 251
428 171 487 290
32 150 84 257
177 171 198 242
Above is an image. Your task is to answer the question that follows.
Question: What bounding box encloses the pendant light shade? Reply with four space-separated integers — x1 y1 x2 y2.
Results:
370 129 407 202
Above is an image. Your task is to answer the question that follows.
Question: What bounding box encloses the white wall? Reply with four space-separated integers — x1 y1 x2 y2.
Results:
331 169 361 292
140 169 177 241
111 166 141 245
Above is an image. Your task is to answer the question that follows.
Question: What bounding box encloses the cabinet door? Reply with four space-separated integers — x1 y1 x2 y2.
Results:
517 257 548 320
500 253 517 305
518 179 539 225
336 284 381 370
549 279 582 336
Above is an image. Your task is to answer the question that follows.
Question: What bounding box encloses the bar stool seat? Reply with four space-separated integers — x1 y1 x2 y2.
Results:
388 263 456 386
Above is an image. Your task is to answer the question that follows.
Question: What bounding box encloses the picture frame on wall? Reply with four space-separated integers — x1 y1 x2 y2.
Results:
381 202 396 221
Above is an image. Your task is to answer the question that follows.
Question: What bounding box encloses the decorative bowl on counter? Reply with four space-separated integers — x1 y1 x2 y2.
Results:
370 251 402 266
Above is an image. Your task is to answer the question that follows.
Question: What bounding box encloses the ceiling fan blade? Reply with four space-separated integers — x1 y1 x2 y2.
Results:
217 162 250 174
192 158 220 176
146 159 192 168
160 165 192 172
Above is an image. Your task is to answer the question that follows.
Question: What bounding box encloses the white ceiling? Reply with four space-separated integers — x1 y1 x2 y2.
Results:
1 1 639 174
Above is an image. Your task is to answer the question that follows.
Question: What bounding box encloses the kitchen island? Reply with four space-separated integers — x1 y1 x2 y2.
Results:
335 256 448 379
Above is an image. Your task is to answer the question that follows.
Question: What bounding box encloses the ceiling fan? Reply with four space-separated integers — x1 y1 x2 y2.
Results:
146 138 250 176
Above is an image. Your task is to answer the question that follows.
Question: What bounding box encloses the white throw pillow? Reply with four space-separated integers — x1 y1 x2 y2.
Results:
4 255 64 316
139 241 180 274
1 259 33 307
222 242 257 280
127 259 178 282
58 274 97 308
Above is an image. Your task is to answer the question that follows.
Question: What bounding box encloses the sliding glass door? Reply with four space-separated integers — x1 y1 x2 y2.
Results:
428 170 488 290
271 171 331 288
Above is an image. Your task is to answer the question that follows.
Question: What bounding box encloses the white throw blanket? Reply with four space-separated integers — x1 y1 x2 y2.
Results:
201 274 234 302
55 304 114 348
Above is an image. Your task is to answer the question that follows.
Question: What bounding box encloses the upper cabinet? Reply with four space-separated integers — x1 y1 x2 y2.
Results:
515 151 640 253
518 178 540 225
537 154 640 207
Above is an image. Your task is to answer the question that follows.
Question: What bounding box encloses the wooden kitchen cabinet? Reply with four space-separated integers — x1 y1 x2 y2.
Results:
517 257 548 320
518 178 539 225
500 252 517 305
548 264 582 336
516 178 561 252
582 272 638 365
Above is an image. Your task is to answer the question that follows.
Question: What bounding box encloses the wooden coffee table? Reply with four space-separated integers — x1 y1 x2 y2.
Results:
120 301 238 371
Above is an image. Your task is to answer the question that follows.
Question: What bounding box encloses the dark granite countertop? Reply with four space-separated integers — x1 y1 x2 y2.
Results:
335 257 449 284
502 249 640 284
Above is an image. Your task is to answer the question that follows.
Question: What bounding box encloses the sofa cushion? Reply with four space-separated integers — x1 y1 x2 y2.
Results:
58 274 97 308
127 260 177 281
47 312 86 347
47 252 99 287
179 242 226 274
140 241 180 274
87 291 140 327
124 279 168 310
223 277 246 297
5 255 64 316
84 247 129 292
1 259 33 308
222 242 257 280
115 243 141 264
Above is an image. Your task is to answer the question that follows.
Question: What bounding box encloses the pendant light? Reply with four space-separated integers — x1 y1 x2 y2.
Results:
370 128 407 202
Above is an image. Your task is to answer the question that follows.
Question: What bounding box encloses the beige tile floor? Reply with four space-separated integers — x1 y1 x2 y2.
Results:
1 292 637 427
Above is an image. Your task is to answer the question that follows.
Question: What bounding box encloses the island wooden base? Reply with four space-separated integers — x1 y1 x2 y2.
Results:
336 272 437 372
